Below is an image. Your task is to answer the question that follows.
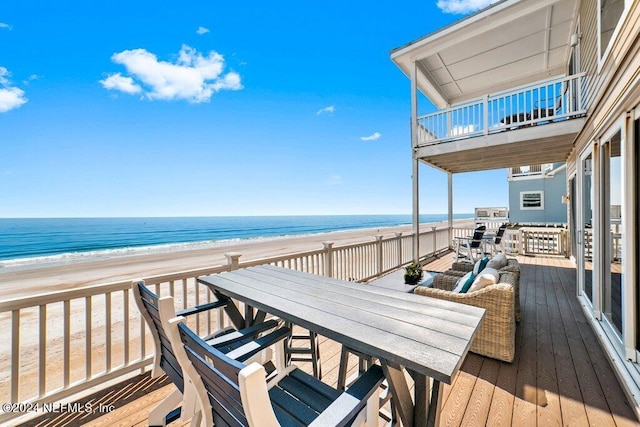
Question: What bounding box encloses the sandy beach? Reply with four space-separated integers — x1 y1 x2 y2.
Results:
0 219 473 300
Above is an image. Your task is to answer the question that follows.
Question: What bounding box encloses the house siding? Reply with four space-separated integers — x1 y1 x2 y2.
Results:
579 0 599 113
509 166 568 225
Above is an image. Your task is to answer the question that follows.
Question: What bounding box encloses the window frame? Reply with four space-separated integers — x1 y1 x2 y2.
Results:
520 190 545 210
597 0 630 69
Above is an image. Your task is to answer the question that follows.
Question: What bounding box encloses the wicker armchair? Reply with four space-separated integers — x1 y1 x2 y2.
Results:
415 271 516 363
443 259 521 322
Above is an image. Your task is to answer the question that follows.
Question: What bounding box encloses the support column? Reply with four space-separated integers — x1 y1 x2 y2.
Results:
448 172 453 249
411 60 420 262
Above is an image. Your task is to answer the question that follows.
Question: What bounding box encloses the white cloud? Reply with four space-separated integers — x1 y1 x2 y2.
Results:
0 67 27 112
360 132 381 141
196 26 210 35
23 74 41 85
316 105 335 115
0 23 11 30
101 45 242 103
100 72 142 94
436 0 499 14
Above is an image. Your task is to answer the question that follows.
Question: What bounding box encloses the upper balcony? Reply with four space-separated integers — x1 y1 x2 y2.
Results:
391 0 584 174
413 73 587 173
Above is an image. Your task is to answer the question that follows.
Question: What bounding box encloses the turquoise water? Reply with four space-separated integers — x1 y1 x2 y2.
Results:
0 214 472 265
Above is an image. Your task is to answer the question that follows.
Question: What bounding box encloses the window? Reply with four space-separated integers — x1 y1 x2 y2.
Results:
520 191 544 210
599 0 625 60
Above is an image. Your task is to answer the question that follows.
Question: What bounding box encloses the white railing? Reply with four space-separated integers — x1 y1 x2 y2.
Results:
521 227 569 256
416 73 587 145
508 163 554 179
0 227 452 424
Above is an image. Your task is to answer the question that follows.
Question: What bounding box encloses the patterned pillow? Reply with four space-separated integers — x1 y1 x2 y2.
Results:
453 271 474 293
473 257 490 275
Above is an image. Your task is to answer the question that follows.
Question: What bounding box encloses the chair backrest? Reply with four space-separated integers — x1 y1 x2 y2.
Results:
133 281 184 393
494 224 508 244
470 226 486 248
177 320 248 426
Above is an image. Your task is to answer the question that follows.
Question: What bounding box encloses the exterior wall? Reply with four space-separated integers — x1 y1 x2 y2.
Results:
509 165 568 224
579 0 600 113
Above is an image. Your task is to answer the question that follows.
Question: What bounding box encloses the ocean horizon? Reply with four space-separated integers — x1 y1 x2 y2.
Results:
0 214 473 267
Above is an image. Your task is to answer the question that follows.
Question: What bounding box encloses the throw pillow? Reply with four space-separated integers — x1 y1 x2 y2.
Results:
453 271 473 293
459 271 477 294
487 253 508 270
473 256 490 275
467 267 499 293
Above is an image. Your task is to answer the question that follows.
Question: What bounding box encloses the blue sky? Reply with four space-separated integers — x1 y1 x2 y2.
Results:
0 0 506 218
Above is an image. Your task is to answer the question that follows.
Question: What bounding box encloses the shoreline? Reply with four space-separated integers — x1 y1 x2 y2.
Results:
0 219 474 299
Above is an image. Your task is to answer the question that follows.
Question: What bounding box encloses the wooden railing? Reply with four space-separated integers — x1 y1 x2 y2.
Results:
0 226 452 424
416 73 586 145
521 227 569 256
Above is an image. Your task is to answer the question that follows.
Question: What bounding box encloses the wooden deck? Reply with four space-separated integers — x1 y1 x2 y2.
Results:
20 255 640 426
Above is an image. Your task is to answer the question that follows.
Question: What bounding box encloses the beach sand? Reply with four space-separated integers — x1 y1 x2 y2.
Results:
0 219 472 300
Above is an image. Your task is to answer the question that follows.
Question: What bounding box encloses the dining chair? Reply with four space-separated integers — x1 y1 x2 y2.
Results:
170 316 385 427
133 281 279 426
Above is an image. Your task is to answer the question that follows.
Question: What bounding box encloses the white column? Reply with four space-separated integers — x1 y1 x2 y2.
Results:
448 172 453 249
411 60 420 262
623 111 636 361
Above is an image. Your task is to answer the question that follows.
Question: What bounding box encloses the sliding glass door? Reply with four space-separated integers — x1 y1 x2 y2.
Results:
579 149 594 303
602 131 623 336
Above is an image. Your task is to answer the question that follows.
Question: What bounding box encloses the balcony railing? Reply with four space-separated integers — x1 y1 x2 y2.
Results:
416 73 587 146
508 163 554 178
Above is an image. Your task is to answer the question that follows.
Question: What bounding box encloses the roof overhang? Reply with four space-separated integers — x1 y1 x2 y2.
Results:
391 0 579 108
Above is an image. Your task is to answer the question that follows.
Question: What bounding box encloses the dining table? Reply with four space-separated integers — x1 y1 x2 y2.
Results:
197 265 485 427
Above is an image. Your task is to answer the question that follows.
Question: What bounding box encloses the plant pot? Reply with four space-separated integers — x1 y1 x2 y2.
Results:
404 274 421 285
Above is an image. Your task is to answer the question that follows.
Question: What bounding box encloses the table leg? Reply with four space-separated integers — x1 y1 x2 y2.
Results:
409 370 428 425
214 291 245 329
380 361 414 427
427 379 443 427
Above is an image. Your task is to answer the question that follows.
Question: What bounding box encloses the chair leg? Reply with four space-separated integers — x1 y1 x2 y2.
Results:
149 387 182 426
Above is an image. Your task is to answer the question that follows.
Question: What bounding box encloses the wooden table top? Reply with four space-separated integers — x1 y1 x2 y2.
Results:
198 265 485 384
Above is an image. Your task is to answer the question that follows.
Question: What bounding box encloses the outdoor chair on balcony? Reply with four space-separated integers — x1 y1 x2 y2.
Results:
415 271 517 363
169 316 385 427
486 223 508 256
441 253 522 322
455 225 486 262
133 281 280 426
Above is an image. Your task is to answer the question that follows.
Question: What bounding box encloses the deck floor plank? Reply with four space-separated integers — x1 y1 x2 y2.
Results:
17 254 640 427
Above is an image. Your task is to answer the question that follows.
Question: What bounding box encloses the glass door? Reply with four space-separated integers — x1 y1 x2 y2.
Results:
579 150 594 303
602 131 623 336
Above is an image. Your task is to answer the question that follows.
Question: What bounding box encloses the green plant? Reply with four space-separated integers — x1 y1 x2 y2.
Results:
403 262 424 284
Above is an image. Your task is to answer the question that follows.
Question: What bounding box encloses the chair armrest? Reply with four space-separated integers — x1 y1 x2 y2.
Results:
451 262 474 272
308 365 385 427
176 298 229 317
206 319 280 346
226 326 291 363
429 274 459 291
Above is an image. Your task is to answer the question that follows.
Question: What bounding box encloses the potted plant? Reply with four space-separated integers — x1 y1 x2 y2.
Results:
404 262 424 285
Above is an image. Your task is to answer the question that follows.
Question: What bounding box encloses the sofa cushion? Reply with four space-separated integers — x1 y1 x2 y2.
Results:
468 267 499 293
453 271 474 293
473 257 490 275
487 253 508 270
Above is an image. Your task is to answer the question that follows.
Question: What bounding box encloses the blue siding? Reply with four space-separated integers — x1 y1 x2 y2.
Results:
509 166 567 224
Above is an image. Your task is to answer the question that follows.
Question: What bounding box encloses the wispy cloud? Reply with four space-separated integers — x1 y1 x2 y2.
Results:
100 73 142 94
22 74 42 85
0 22 11 30
196 26 210 35
100 45 242 103
0 67 27 112
436 0 499 14
326 174 343 185
360 132 381 141
316 105 335 115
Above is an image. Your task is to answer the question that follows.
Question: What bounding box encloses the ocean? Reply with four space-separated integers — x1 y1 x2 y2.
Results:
0 214 472 267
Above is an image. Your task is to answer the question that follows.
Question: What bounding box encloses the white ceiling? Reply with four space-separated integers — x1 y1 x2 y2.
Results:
391 0 579 108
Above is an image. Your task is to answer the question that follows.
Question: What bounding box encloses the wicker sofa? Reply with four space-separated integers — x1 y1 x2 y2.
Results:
443 258 521 322
414 271 517 363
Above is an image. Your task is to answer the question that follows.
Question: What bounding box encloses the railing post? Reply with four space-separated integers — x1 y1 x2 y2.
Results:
483 94 489 135
432 226 437 256
225 252 242 271
323 242 334 278
395 232 403 267
375 235 383 276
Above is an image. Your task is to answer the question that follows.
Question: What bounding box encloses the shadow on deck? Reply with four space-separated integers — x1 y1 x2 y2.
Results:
19 255 640 426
